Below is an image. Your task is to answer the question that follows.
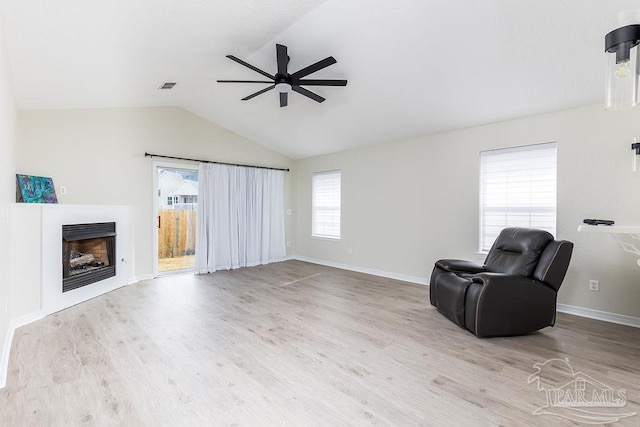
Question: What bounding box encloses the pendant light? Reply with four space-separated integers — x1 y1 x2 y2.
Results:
605 11 640 111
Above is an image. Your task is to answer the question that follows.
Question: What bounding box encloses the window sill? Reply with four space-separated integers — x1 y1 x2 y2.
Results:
474 251 488 260
311 235 341 242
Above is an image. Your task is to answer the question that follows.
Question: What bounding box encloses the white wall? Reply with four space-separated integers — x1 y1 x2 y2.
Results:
11 96 640 323
0 19 16 387
295 104 640 319
16 107 295 289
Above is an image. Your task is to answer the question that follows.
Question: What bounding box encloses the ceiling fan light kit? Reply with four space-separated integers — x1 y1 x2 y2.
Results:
217 44 347 107
275 82 292 93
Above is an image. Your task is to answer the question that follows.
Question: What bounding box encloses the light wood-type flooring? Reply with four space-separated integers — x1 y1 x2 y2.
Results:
1 260 639 426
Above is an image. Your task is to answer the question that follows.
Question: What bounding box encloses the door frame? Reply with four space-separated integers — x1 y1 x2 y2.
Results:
152 160 199 277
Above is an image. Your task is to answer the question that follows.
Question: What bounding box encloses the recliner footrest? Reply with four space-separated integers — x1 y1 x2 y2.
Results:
435 272 473 327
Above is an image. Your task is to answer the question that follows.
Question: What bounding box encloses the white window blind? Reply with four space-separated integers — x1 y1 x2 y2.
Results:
312 170 341 239
480 142 557 252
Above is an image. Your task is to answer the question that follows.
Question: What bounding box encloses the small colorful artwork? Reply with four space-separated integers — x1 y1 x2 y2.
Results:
16 174 58 204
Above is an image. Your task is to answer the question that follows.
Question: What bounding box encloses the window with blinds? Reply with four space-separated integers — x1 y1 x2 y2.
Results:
479 142 557 252
312 170 341 239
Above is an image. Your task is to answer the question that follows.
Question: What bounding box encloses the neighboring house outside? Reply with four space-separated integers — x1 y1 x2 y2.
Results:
158 170 198 209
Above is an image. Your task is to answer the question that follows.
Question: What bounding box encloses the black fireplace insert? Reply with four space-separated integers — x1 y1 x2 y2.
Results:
62 222 116 292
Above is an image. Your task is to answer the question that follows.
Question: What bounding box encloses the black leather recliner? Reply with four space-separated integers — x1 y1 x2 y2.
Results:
429 228 573 337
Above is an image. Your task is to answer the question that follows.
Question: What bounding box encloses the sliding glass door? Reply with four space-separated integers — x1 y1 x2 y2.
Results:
155 165 198 273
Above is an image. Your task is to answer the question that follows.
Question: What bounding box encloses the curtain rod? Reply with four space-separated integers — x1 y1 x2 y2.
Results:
144 152 290 172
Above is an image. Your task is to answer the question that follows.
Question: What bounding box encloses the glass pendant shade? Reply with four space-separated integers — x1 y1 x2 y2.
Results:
605 23 640 111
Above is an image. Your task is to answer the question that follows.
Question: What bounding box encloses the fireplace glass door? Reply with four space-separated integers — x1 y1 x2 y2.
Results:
62 222 116 292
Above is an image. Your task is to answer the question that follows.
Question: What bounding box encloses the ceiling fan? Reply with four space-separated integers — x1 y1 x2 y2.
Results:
217 44 347 107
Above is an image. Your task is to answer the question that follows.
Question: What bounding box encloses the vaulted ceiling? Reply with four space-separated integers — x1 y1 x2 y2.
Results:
1 0 638 158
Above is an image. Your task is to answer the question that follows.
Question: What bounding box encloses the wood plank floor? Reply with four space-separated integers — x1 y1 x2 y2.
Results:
0 260 638 426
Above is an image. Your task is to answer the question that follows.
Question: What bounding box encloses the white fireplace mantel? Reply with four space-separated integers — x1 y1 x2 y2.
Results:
10 204 135 317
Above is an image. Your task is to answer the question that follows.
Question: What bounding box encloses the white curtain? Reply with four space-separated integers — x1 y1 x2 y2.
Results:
195 163 286 274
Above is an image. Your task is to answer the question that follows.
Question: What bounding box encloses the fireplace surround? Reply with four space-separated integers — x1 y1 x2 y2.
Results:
10 204 132 316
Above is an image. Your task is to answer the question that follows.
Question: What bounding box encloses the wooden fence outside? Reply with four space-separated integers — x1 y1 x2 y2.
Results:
158 209 197 258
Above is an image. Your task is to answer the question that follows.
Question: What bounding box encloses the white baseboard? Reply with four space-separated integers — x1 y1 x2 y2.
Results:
0 310 45 389
128 274 153 284
557 304 640 328
292 256 429 286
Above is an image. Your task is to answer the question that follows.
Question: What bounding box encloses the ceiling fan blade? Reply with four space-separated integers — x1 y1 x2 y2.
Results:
276 44 288 75
296 79 347 86
241 85 275 101
291 57 337 79
217 80 274 84
280 92 288 107
292 86 325 103
226 55 274 80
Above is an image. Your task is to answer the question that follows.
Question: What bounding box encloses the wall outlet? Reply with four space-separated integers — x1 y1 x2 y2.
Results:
286 241 291 247
286 209 292 216
60 186 67 195
347 248 353 255
589 280 599 291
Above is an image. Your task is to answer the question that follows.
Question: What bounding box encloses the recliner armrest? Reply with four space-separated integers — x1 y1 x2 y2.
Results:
469 272 558 337
472 272 538 288
472 272 556 292
436 259 486 274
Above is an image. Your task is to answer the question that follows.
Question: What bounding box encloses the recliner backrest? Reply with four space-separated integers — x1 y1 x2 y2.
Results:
484 228 554 276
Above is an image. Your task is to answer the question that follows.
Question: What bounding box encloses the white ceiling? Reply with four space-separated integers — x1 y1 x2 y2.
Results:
1 0 639 159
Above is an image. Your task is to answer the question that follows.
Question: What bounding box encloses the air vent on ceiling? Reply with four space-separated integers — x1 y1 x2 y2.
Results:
159 82 176 90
